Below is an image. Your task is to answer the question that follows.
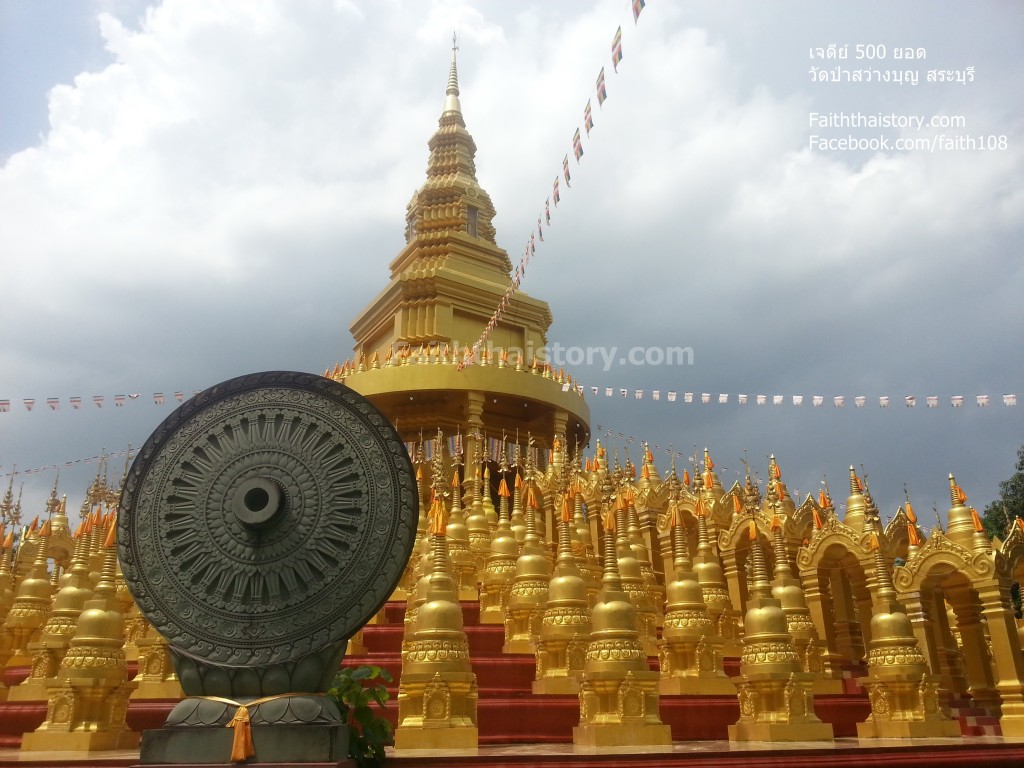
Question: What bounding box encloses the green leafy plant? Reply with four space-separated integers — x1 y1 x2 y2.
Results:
327 665 394 768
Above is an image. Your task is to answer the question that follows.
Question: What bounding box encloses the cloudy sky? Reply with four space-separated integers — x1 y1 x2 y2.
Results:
1 0 1022 527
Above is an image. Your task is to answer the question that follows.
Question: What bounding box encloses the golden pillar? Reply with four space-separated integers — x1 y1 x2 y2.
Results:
394 445 478 750
2 521 54 667
21 522 138 752
574 476 670 747
692 493 742 656
0 529 17 702
479 452 518 624
9 527 93 702
729 477 833 743
977 579 1024 737
658 474 732 695
503 458 550 654
533 454 592 694
445 467 479 601
766 473 842 694
856 514 959 738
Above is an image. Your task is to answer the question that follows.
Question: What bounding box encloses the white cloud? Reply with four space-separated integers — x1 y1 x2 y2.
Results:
1 0 1022 522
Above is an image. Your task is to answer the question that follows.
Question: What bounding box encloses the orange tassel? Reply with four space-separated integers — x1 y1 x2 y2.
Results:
705 451 714 471
666 501 679 529
732 495 743 515
770 513 781 532
1017 517 1024 533
498 478 510 498
561 495 572 523
748 520 757 541
812 508 824 530
970 507 984 533
227 705 255 762
602 507 616 532
682 469 690 487
905 501 917 523
869 532 880 550
908 524 922 546
642 464 651 480
693 498 705 518
956 485 968 504
427 494 447 535
703 470 713 489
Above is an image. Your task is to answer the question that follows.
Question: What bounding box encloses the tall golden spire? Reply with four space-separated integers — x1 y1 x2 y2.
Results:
443 32 462 118
349 43 556 368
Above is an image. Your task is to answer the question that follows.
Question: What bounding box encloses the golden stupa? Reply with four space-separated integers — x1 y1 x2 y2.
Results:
3 41 1024 765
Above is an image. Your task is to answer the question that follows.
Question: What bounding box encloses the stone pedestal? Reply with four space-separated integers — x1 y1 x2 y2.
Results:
139 723 350 764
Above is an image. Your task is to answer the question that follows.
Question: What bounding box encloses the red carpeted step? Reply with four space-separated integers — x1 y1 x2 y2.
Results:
0 701 46 748
344 652 537 695
362 622 508 656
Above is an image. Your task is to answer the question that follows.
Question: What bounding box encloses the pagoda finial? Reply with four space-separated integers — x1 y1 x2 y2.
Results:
444 31 462 116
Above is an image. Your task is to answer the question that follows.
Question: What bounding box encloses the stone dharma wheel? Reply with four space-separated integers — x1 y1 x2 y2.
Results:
117 371 418 699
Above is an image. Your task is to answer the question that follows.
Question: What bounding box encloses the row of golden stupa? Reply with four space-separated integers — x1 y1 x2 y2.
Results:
2 44 1024 753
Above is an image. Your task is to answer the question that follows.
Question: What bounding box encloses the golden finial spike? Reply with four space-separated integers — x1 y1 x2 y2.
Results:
443 32 462 115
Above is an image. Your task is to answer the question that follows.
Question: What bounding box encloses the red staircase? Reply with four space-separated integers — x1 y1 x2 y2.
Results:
351 602 873 742
3 603 1023 768
948 697 1003 736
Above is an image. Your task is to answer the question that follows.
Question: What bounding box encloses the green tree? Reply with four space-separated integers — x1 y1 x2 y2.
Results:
327 665 394 768
981 444 1024 618
981 444 1024 538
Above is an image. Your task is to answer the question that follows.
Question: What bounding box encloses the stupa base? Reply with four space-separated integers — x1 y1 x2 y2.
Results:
393 725 478 750
6 681 47 702
728 719 835 742
532 675 581 695
857 717 962 739
21 727 139 753
659 675 737 696
813 677 847 695
573 721 672 747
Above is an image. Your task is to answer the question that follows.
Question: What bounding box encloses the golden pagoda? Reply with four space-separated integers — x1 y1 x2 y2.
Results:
335 42 589 463
9 33 1024 766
